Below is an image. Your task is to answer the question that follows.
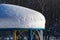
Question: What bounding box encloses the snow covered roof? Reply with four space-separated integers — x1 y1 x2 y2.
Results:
0 4 46 29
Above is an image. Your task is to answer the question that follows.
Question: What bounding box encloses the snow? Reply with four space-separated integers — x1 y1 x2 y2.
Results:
0 4 46 29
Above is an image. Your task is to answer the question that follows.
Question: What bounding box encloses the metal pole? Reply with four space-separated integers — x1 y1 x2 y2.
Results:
29 30 32 40
40 30 43 40
13 30 17 40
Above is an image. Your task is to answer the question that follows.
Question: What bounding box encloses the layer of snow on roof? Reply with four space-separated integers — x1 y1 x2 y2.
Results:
0 4 46 28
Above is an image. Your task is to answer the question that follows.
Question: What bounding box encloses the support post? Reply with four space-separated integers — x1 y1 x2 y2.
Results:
13 30 17 40
29 30 32 40
40 30 43 40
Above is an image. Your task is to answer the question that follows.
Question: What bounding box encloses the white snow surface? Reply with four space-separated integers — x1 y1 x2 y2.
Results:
0 4 46 28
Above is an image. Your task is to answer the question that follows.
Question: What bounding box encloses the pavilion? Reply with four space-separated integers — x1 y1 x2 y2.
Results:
0 4 46 40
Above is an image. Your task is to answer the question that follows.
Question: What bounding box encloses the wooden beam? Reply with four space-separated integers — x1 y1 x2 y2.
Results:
13 30 17 40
